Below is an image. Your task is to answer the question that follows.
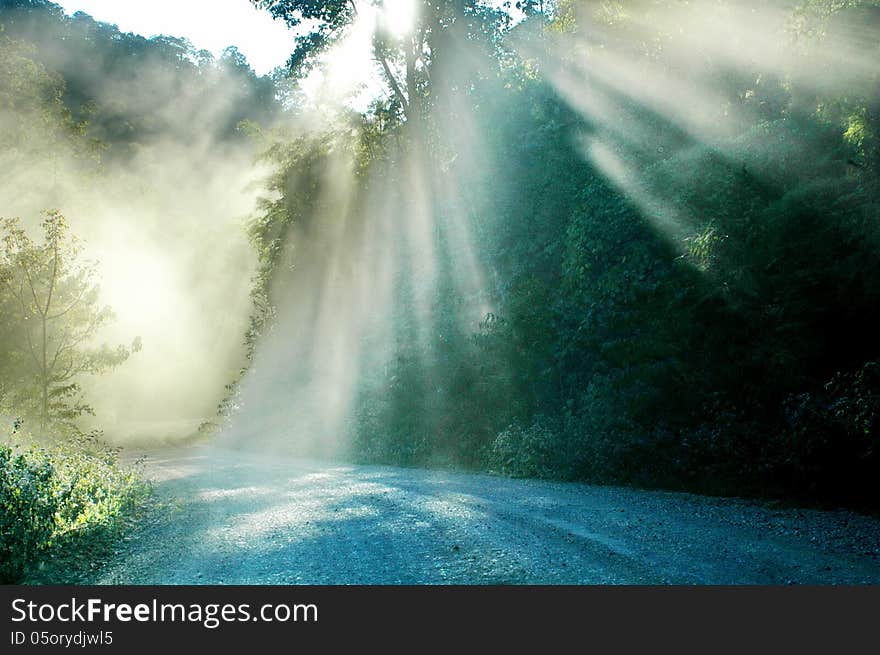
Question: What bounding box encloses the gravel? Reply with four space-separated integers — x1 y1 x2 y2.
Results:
95 446 880 585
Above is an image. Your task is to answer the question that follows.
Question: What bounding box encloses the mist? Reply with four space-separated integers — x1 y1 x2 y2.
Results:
0 4 275 442
5 0 880 594
3 0 879 511
219 0 880 474
216 2 503 458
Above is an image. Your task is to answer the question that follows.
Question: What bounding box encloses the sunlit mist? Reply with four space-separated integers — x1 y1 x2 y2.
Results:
301 6 380 106
0 5 271 442
4 1 880 591
382 0 418 37
512 0 880 251
5 0 877 463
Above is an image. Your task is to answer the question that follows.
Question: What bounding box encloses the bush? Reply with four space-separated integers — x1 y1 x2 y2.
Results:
0 446 59 583
488 417 571 479
770 360 880 504
0 432 150 583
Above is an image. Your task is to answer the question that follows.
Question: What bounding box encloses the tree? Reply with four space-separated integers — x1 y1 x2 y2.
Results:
0 210 139 432
0 26 99 205
0 3 280 152
253 0 510 122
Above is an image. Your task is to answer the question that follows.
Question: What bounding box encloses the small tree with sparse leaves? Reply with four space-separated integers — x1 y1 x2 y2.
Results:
0 210 140 434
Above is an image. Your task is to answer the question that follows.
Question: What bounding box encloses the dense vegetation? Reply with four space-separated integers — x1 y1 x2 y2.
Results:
0 0 278 155
243 0 880 508
2 0 879 551
0 428 149 583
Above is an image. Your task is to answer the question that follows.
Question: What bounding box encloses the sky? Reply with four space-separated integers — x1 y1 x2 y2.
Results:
55 0 297 75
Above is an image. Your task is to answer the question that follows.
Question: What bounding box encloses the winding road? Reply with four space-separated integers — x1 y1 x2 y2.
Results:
97 447 880 584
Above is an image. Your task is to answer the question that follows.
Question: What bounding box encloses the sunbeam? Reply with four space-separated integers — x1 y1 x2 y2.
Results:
382 0 418 37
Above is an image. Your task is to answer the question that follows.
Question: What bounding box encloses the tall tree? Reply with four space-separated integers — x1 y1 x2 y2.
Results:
0 211 139 432
253 0 509 122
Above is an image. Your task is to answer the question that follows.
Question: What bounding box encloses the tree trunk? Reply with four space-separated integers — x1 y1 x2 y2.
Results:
40 314 48 433
405 34 418 124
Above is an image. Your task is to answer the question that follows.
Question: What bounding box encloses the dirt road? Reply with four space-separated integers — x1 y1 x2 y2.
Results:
96 447 880 584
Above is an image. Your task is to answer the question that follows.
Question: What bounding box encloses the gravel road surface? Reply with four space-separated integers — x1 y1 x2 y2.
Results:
96 447 880 584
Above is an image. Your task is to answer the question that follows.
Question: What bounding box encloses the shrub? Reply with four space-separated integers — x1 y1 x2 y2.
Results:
771 360 880 503
0 445 59 583
0 432 150 583
488 417 567 479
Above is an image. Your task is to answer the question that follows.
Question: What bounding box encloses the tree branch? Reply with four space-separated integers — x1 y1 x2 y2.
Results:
377 52 409 113
47 279 90 320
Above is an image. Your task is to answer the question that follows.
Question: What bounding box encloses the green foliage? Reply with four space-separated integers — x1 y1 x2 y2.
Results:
0 443 58 583
0 211 138 431
0 25 102 207
488 417 570 479
254 0 510 121
253 0 355 76
773 361 880 503
242 0 880 507
0 430 149 584
0 28 81 152
0 0 279 155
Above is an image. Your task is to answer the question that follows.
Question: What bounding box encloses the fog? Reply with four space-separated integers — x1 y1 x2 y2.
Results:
217 3 496 457
3 0 877 455
204 0 880 458
0 12 269 442
515 1 880 250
